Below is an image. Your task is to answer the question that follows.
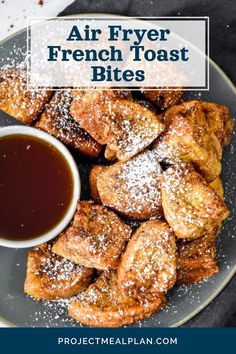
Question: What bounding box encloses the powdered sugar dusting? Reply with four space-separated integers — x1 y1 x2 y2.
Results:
36 91 102 156
97 149 163 219
161 163 229 239
118 220 176 295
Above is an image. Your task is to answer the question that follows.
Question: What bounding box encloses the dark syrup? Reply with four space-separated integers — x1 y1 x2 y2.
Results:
0 134 74 241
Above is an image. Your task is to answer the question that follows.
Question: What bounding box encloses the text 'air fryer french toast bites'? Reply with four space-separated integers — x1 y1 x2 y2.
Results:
117 220 176 296
70 89 165 161
36 91 102 158
52 201 132 270
96 150 163 220
0 68 52 124
24 242 94 300
152 100 223 182
142 88 183 110
89 165 108 202
176 224 220 285
160 164 229 239
68 270 166 327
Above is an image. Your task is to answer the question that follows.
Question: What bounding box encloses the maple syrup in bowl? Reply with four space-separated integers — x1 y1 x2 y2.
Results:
0 126 80 248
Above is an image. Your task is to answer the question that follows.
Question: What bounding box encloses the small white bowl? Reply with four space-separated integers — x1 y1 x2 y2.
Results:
0 125 80 248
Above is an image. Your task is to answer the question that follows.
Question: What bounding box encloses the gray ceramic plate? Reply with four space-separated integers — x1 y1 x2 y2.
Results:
0 18 236 328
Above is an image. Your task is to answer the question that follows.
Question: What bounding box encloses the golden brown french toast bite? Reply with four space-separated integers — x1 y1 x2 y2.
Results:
70 90 165 161
202 102 233 146
117 220 176 295
70 89 132 145
36 91 102 158
24 243 93 300
161 164 229 239
68 270 166 327
152 100 222 182
96 150 163 220
210 177 224 200
0 68 52 124
142 88 183 110
89 165 108 202
176 224 220 284
52 201 132 270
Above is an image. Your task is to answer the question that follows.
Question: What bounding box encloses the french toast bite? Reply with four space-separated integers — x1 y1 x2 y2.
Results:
89 165 108 202
152 100 222 182
202 102 233 147
176 224 220 284
70 89 132 145
36 91 102 157
70 90 165 161
117 220 176 295
210 177 224 200
96 150 163 220
0 68 52 124
68 270 166 327
160 164 229 239
52 201 132 270
142 88 183 110
24 243 93 300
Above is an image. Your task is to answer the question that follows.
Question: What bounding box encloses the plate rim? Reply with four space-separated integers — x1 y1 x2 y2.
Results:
0 13 236 328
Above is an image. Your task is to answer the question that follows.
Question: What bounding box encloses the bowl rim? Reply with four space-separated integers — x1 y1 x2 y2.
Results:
0 125 80 248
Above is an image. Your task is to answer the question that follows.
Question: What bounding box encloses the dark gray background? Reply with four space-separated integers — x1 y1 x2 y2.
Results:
58 0 236 327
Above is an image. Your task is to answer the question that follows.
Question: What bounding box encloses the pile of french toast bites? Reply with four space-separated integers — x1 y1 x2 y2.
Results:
0 67 234 327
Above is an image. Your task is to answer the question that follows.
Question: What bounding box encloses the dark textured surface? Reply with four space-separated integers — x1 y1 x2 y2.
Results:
59 0 236 328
